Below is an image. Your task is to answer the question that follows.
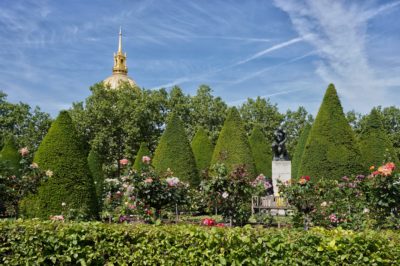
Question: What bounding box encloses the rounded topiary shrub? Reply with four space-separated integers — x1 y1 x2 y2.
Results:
291 124 311 179
211 107 256 177
359 108 399 170
191 127 214 176
249 125 271 177
153 113 199 186
133 142 151 172
0 137 21 175
87 148 104 204
33 111 98 219
298 84 363 179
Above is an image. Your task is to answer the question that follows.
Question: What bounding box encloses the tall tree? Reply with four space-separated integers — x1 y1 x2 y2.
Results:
282 106 313 156
153 113 199 186
298 84 363 179
211 107 256 177
291 124 311 179
191 127 214 176
248 126 272 177
359 108 399 170
133 142 151 172
239 96 284 142
32 111 98 219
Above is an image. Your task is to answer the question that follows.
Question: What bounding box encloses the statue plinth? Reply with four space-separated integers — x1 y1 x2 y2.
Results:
272 160 291 196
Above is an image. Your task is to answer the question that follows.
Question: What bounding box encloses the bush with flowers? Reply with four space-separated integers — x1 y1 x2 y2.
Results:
201 164 254 226
101 156 188 223
279 162 400 230
0 147 48 217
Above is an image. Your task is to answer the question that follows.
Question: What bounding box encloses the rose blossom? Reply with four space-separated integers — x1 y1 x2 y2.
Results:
166 177 180 186
142 156 151 164
61 202 66 207
320 201 327 207
144 178 153 183
222 192 229 199
19 147 29 156
30 162 38 169
119 158 129 166
50 215 64 221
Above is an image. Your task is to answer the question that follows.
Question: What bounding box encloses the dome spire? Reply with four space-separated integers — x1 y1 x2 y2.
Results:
112 27 128 75
118 26 122 53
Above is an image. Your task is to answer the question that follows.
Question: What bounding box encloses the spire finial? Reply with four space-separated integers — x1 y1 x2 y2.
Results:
118 26 122 53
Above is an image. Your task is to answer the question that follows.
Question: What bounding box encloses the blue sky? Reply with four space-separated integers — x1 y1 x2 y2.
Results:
1 0 400 116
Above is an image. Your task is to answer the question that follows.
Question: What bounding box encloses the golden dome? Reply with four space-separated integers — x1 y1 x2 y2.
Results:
103 28 137 89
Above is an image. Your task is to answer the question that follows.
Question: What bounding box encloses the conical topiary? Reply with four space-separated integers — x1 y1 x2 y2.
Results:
191 127 214 176
291 124 311 179
133 142 151 172
211 107 256 177
88 148 104 203
249 125 271 177
153 113 199 186
298 84 363 179
359 108 399 170
33 111 98 219
0 137 21 174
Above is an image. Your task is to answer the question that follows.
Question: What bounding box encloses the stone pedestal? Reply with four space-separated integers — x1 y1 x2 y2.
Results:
272 161 291 196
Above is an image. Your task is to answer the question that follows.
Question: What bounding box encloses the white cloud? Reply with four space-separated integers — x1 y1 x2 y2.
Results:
274 0 400 112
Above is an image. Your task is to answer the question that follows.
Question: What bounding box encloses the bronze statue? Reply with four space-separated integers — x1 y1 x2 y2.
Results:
272 127 289 161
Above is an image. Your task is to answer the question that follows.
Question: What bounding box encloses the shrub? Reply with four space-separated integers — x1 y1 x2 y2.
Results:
359 108 399 171
0 137 21 175
191 127 214 176
248 125 271 177
291 124 311 179
153 113 199 186
2 220 400 265
87 148 104 205
211 107 256 177
298 84 363 179
133 142 151 172
30 111 98 219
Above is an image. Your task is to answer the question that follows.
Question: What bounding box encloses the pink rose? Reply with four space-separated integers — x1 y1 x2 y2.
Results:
119 158 129 166
142 156 151 164
144 178 153 183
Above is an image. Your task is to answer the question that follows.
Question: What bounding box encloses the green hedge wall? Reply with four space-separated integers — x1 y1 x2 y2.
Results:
1 221 400 265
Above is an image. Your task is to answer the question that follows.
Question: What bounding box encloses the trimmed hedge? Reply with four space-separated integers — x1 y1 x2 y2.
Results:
133 142 151 172
0 137 21 174
87 148 104 204
298 84 363 179
153 113 199 186
191 127 214 175
359 108 399 170
1 220 400 265
25 111 98 219
248 125 271 177
211 107 256 177
291 124 311 179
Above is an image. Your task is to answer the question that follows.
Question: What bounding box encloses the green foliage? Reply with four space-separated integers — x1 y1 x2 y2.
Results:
298 84 363 179
239 96 284 142
0 137 21 174
0 91 51 156
211 107 256 177
291 124 311 179
2 221 400 265
248 126 271 177
32 111 98 219
191 127 214 176
202 164 253 225
87 148 104 204
133 142 151 171
153 113 199 186
359 108 399 170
